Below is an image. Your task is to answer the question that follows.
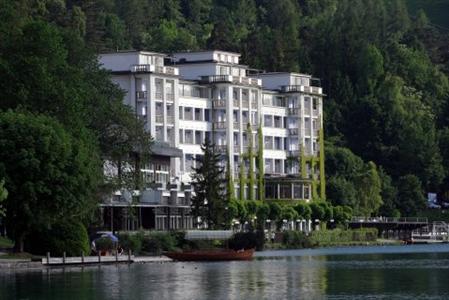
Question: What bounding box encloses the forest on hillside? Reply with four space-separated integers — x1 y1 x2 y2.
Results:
1 0 449 218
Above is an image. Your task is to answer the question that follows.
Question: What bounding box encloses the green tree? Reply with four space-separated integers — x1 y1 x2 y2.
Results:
190 139 226 229
0 180 7 217
225 151 236 203
257 123 264 201
356 162 383 217
396 174 426 216
0 111 99 252
239 157 246 200
246 123 255 201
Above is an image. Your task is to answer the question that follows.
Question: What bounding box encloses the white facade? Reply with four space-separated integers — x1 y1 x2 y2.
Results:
99 50 324 201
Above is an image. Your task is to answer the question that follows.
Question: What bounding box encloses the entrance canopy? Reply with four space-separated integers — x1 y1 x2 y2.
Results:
185 230 234 240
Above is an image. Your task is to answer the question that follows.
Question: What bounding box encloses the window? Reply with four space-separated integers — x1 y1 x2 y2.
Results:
195 131 202 145
274 137 282 150
274 116 282 128
264 115 272 127
194 108 202 121
179 129 183 143
185 130 193 144
204 109 210 122
313 98 318 110
179 106 183 119
184 107 193 120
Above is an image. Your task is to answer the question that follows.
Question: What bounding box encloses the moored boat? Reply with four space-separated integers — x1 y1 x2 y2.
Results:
164 248 255 261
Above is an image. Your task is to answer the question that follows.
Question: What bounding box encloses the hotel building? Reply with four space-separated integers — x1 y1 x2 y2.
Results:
98 50 325 231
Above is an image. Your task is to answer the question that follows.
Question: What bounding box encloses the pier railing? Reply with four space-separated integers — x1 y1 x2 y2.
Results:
351 217 428 224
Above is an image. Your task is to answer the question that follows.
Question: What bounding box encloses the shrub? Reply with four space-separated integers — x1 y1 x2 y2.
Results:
26 222 90 256
95 237 114 252
282 231 312 248
117 232 144 254
141 232 177 255
229 231 264 251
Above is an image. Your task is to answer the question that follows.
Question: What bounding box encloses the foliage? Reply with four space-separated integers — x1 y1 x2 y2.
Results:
26 222 90 256
239 156 246 201
0 180 7 217
225 152 235 204
246 123 255 201
396 174 426 216
0 111 99 252
117 232 144 254
309 228 378 247
294 202 312 220
229 231 264 251
257 123 264 201
282 231 312 249
191 139 226 229
141 232 177 255
95 237 114 252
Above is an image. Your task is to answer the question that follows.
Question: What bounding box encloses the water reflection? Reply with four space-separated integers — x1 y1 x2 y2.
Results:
2 244 449 299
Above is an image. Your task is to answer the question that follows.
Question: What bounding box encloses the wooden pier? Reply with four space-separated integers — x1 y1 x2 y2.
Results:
42 252 135 266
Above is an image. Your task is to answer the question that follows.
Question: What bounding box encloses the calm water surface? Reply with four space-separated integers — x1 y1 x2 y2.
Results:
2 244 449 299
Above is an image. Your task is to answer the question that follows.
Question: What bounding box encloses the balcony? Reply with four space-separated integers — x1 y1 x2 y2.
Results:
155 91 163 100
233 99 240 107
242 100 249 109
288 150 300 157
155 65 179 76
200 75 262 87
166 115 174 124
289 128 299 136
131 64 179 76
233 122 239 130
213 121 227 130
213 99 226 108
215 145 227 153
281 85 323 95
136 91 148 101
166 93 174 102
251 100 257 109
288 108 300 116
155 114 163 123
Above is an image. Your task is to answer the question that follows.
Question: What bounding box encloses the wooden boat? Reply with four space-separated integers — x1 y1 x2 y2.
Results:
164 248 255 261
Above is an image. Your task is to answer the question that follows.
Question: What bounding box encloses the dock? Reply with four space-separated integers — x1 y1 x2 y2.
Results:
41 253 172 266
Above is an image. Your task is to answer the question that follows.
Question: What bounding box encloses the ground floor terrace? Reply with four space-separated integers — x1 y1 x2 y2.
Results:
99 204 194 232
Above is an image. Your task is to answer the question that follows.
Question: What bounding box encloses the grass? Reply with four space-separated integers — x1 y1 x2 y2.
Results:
0 252 36 260
0 236 14 248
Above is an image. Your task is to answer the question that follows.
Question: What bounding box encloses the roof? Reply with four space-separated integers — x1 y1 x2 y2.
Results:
172 49 241 56
184 230 234 240
99 50 167 57
253 72 312 78
152 142 183 158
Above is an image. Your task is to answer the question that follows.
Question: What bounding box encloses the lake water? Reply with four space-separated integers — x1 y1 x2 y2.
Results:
2 244 449 299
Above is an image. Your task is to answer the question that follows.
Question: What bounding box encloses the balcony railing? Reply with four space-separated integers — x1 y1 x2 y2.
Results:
136 91 148 100
215 145 227 153
131 64 179 75
233 122 239 130
166 115 174 124
200 75 262 87
213 121 227 130
288 108 300 116
131 64 154 73
155 91 163 100
289 128 299 136
166 93 174 102
213 99 226 108
288 150 300 157
233 99 240 107
281 85 323 95
251 100 257 109
155 115 163 123
242 100 249 108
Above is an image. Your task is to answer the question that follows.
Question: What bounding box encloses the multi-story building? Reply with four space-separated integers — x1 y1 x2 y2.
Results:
98 50 325 231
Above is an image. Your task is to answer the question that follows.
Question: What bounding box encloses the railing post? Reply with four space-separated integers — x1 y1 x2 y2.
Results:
63 252 66 265
128 249 131 262
98 251 101 263
81 251 84 264
116 249 118 262
47 252 50 264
